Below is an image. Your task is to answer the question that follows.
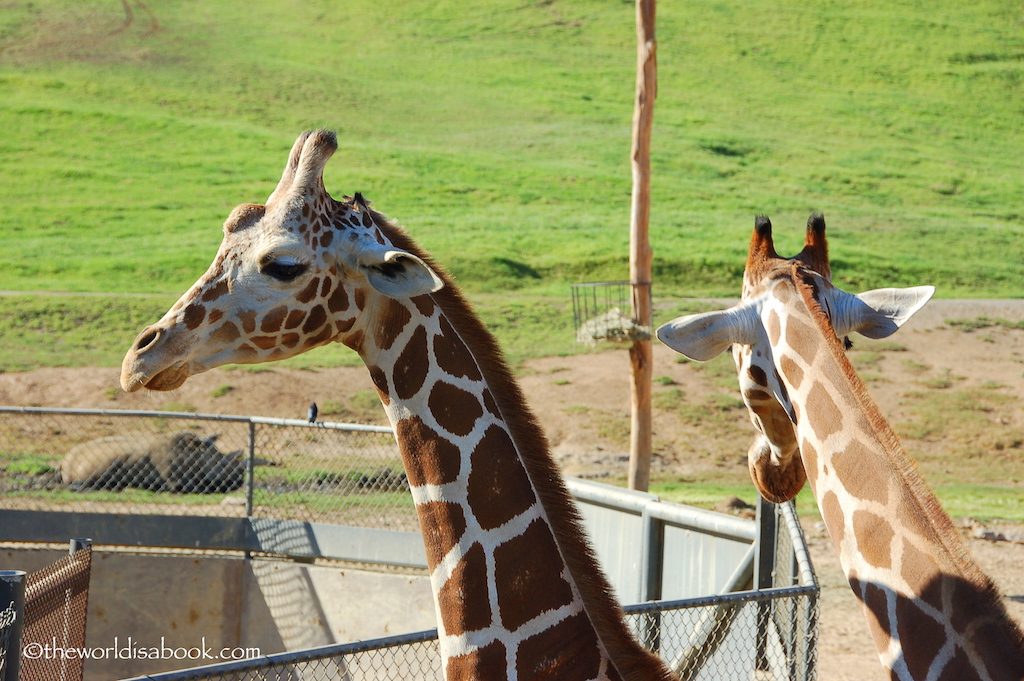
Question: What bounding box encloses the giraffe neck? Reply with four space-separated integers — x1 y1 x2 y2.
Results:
353 265 670 681
765 270 1024 681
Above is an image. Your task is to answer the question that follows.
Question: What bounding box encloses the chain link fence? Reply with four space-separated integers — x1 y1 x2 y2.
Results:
118 502 817 681
0 407 415 531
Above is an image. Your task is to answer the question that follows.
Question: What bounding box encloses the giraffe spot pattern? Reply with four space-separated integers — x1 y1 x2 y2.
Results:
211 322 241 345
208 308 223 325
281 333 300 349
800 439 818 486
320 230 333 248
766 309 781 346
482 390 501 419
302 305 327 334
305 323 334 347
515 612 603 681
446 641 508 681
805 381 843 441
896 596 947 681
412 295 435 317
261 306 288 333
494 517 575 632
438 542 492 636
354 288 366 311
327 284 349 313
393 326 430 400
296 277 320 304
830 441 888 507
320 277 332 297
183 304 206 330
899 538 937 600
284 309 305 330
238 310 257 334
434 316 484 381
850 577 895 659
395 416 461 487
820 490 845 546
417 501 467 570
784 316 816 365
747 364 768 387
779 355 803 391
429 381 484 438
251 335 278 350
368 365 390 404
851 510 893 569
376 298 412 352
467 426 535 531
201 280 229 303
343 329 365 353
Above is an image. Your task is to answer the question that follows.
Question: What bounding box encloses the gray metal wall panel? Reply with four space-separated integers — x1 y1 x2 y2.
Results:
573 501 645 604
661 525 752 600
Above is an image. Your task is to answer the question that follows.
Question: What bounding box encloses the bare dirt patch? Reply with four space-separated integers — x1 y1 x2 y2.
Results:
1 299 1022 678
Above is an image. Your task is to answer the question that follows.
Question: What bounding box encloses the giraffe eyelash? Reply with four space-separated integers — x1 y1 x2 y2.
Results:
260 257 309 282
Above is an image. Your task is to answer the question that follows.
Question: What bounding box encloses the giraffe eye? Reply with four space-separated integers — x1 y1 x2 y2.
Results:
261 259 308 282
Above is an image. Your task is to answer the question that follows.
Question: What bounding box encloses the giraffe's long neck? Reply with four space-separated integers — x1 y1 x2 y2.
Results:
354 278 670 681
765 271 1024 681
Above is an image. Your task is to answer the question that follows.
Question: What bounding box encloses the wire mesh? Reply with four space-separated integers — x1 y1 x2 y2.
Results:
21 545 93 681
0 408 416 531
570 282 651 345
120 590 818 681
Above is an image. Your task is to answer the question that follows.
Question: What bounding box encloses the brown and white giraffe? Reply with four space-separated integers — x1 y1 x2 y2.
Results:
120 130 674 681
658 216 1024 680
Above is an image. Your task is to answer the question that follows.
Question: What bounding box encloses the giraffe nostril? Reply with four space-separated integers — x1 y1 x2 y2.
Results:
136 329 160 352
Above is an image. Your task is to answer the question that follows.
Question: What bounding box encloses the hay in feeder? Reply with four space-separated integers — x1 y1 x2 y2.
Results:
575 307 651 346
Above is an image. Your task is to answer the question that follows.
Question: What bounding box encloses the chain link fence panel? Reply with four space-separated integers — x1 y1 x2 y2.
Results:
0 408 415 531
21 543 93 681
118 588 818 681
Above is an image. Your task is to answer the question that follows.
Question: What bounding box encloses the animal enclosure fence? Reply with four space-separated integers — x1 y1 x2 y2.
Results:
119 502 817 681
0 407 819 680
0 407 412 531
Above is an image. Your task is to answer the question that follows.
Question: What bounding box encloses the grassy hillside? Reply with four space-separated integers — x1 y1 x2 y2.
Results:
1 0 1022 299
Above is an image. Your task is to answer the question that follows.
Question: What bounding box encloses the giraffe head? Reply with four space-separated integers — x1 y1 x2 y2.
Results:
120 130 443 393
657 214 933 502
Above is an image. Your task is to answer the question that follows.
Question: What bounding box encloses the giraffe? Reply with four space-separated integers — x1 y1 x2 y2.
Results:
659 213 933 503
120 130 674 681
657 216 1024 680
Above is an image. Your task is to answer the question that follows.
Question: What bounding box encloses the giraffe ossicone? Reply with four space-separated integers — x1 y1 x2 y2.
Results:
121 130 674 681
657 215 1024 680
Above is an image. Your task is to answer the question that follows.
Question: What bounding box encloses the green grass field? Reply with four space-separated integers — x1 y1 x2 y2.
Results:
1 0 1022 297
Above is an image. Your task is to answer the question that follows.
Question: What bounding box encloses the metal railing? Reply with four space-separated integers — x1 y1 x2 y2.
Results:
116 502 817 681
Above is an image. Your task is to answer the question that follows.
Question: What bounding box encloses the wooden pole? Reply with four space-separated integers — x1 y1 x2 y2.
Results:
628 0 656 491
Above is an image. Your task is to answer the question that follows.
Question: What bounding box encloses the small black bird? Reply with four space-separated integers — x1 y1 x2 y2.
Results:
307 402 318 424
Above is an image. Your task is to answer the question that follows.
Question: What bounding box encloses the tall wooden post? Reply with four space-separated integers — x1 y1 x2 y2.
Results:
628 0 656 491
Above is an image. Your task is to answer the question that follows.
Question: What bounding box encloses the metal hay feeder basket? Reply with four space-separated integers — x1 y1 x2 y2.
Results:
571 282 652 347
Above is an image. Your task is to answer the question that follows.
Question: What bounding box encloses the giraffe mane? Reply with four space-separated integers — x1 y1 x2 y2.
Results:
364 203 674 681
790 265 1024 651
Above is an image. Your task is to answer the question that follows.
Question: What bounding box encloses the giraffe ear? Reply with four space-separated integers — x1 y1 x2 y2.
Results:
657 305 760 361
830 285 935 339
358 246 444 298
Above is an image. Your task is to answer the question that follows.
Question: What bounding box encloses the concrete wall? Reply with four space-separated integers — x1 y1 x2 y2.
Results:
0 547 436 681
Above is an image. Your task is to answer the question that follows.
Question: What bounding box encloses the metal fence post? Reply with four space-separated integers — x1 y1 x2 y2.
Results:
0 570 26 681
245 421 256 518
69 538 92 555
754 497 777 672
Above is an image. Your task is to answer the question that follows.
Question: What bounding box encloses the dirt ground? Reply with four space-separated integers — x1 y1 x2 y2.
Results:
1 298 1023 679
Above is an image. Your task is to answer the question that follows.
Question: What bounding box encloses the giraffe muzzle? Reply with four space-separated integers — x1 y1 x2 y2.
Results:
120 324 193 392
